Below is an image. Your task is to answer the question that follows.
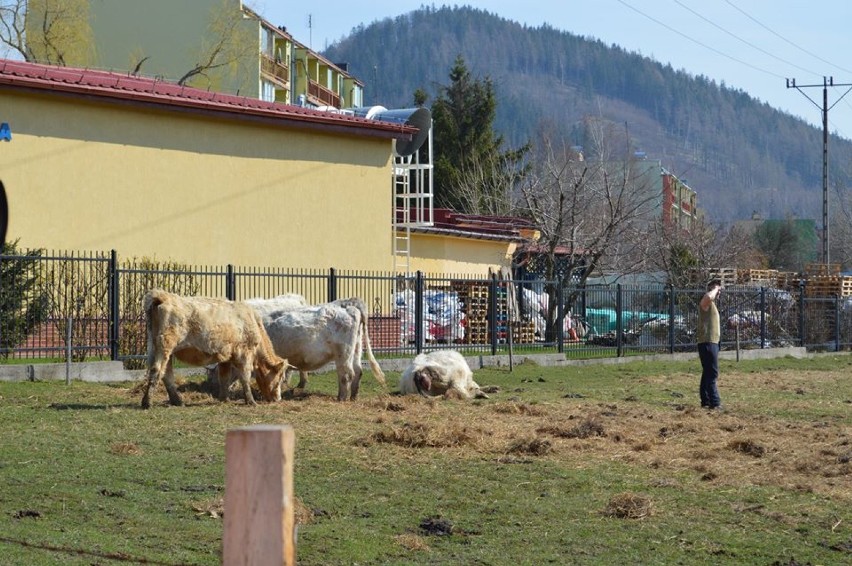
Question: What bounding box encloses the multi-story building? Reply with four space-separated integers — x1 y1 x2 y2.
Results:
32 0 363 109
632 157 698 230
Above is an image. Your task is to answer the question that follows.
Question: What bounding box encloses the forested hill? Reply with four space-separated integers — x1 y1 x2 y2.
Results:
322 5 852 223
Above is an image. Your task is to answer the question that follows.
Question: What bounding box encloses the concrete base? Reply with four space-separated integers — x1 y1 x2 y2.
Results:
0 346 816 383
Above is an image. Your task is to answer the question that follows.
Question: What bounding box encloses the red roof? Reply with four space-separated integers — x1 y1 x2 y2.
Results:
399 208 537 242
0 59 415 140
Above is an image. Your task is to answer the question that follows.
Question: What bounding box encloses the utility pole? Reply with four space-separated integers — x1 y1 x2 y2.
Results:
786 76 852 264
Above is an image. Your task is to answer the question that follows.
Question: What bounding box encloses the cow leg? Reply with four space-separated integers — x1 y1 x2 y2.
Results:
350 363 363 400
142 339 176 408
295 370 309 389
217 362 233 402
336 365 354 401
235 363 257 406
162 357 184 406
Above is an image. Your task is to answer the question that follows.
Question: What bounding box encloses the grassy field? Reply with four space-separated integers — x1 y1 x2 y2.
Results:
0 355 849 565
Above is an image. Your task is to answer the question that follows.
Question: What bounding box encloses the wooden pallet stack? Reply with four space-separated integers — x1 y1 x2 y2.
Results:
451 281 490 344
775 271 801 291
511 320 536 343
803 263 851 298
737 268 778 287
687 267 738 287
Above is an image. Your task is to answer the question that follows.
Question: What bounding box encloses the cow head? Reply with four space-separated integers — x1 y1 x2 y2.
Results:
413 366 438 398
255 357 287 402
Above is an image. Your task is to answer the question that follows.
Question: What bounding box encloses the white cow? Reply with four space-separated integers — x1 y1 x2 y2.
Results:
141 289 286 409
263 298 386 401
399 349 487 400
244 293 307 325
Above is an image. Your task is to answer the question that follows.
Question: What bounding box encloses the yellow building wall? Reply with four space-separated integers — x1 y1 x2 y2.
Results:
408 233 517 276
0 90 394 270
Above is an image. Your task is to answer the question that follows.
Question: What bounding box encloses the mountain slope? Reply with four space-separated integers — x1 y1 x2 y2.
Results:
322 5 852 223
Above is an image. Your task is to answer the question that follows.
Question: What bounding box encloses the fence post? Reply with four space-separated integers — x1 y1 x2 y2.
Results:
834 294 840 352
556 280 565 353
489 273 498 356
108 249 118 361
798 281 806 347
327 267 337 303
414 271 424 354
226 264 236 301
760 287 767 349
616 283 623 357
223 425 295 566
668 284 675 354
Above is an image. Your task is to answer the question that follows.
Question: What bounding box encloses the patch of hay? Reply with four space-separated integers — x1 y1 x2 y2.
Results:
364 422 482 449
728 439 766 458
191 497 224 519
110 442 141 456
395 532 431 552
507 436 552 456
602 492 654 519
492 401 548 416
293 496 315 526
537 417 606 439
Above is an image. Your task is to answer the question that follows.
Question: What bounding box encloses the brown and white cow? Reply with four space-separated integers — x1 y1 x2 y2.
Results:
141 289 286 409
399 349 487 400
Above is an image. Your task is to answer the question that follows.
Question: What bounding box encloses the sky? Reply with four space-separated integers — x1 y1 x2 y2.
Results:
251 0 852 140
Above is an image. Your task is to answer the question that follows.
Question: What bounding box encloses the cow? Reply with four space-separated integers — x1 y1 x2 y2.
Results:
244 293 307 325
399 349 488 400
263 298 386 401
141 289 286 409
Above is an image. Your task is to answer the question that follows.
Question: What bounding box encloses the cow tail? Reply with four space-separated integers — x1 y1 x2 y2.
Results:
353 299 386 386
143 289 167 360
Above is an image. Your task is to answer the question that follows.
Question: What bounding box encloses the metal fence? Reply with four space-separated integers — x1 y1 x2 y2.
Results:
1 249 850 366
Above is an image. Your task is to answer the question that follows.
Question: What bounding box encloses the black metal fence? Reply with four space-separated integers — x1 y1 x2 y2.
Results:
1 249 850 366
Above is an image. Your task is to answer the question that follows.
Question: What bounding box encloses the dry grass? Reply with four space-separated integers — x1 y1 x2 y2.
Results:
134 365 852 504
602 492 654 519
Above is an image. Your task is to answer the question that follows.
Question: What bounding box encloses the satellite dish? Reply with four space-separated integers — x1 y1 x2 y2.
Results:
371 107 431 157
349 106 432 157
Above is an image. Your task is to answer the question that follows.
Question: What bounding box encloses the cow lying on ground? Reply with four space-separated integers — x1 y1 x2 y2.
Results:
263 298 386 401
399 349 488 400
141 289 286 409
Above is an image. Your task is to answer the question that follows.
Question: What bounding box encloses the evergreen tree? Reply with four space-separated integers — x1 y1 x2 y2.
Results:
430 55 530 213
0 241 49 357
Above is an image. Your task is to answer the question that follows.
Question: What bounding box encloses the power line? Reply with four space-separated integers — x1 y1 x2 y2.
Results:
615 0 786 79
724 0 852 76
673 0 820 79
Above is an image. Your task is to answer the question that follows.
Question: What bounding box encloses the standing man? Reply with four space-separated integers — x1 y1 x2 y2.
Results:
697 279 723 410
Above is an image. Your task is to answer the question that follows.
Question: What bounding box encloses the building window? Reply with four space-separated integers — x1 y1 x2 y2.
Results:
261 80 276 102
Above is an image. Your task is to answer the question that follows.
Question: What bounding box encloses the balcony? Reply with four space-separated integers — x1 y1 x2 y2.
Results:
308 79 341 108
261 54 289 85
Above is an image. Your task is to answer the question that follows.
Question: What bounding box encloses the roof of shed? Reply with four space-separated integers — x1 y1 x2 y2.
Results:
0 59 415 141
402 208 538 243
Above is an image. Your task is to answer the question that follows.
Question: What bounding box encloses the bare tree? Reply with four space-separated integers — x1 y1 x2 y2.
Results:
646 216 766 287
0 0 90 64
517 122 660 339
177 0 256 90
451 149 527 216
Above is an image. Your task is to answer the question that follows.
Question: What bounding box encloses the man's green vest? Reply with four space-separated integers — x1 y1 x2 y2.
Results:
697 301 720 344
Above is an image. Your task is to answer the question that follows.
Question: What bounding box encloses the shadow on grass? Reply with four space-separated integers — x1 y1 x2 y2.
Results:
0 536 190 565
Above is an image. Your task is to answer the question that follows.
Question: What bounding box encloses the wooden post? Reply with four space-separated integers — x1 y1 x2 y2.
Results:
223 425 295 566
